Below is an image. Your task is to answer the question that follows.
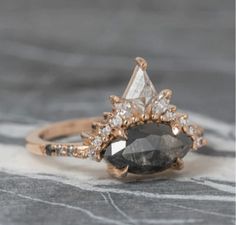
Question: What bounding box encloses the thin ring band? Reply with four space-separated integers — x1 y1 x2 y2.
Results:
26 117 101 157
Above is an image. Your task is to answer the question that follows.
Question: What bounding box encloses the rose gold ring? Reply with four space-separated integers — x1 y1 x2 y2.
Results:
26 57 207 178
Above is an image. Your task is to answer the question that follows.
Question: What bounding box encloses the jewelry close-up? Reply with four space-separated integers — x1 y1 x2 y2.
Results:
26 57 207 178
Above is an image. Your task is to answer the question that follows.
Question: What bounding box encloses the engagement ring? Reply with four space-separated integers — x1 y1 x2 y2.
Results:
26 57 207 178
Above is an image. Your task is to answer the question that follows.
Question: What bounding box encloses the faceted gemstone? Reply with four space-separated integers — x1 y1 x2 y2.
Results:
152 98 169 115
179 117 188 126
67 145 74 156
104 123 192 174
115 101 132 119
88 147 96 158
163 111 176 121
131 98 146 115
91 136 102 149
110 115 123 127
100 125 112 137
122 65 157 113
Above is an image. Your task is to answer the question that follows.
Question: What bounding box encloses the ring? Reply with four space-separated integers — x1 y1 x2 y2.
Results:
26 57 207 178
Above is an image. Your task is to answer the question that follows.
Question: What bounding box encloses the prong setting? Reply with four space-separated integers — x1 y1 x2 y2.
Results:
107 164 129 178
135 57 148 70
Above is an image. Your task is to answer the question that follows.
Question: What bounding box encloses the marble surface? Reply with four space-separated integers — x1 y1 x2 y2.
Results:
0 0 235 225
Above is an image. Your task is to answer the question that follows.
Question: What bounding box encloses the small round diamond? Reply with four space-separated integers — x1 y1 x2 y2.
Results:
91 136 102 149
101 125 112 137
88 147 96 159
179 117 188 126
110 115 123 127
67 145 74 156
165 111 176 120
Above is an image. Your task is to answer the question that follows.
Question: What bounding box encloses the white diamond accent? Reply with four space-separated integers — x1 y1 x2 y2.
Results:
100 125 111 137
179 117 188 126
152 98 169 115
91 136 102 149
110 115 123 127
115 101 132 118
88 148 95 157
165 111 176 120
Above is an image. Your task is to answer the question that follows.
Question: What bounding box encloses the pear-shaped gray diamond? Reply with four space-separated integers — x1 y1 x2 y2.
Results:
104 123 192 174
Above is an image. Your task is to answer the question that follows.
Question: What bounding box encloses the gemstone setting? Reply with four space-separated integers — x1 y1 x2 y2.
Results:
104 123 192 174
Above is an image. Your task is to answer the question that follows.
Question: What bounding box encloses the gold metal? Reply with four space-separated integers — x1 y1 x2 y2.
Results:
110 95 121 104
171 158 184 170
107 163 129 178
135 57 147 70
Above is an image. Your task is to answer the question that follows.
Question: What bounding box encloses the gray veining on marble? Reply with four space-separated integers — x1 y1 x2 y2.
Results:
0 0 235 225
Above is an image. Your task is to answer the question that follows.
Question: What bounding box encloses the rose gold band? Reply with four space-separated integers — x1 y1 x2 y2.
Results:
26 117 101 158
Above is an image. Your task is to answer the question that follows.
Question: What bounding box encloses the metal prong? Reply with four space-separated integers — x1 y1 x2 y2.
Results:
171 158 184 170
81 132 91 139
181 113 188 120
107 164 129 178
169 105 177 112
162 89 172 99
92 122 103 130
110 95 121 104
135 57 148 70
113 129 128 140
103 112 113 119
171 122 181 135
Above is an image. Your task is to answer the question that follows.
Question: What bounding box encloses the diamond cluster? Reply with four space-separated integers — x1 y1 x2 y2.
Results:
84 90 206 160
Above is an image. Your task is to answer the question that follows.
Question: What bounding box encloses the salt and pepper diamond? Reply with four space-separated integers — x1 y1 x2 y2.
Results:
88 147 96 158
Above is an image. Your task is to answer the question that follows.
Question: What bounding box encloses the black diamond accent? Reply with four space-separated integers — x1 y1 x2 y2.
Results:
45 145 52 156
104 123 192 174
45 145 56 156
